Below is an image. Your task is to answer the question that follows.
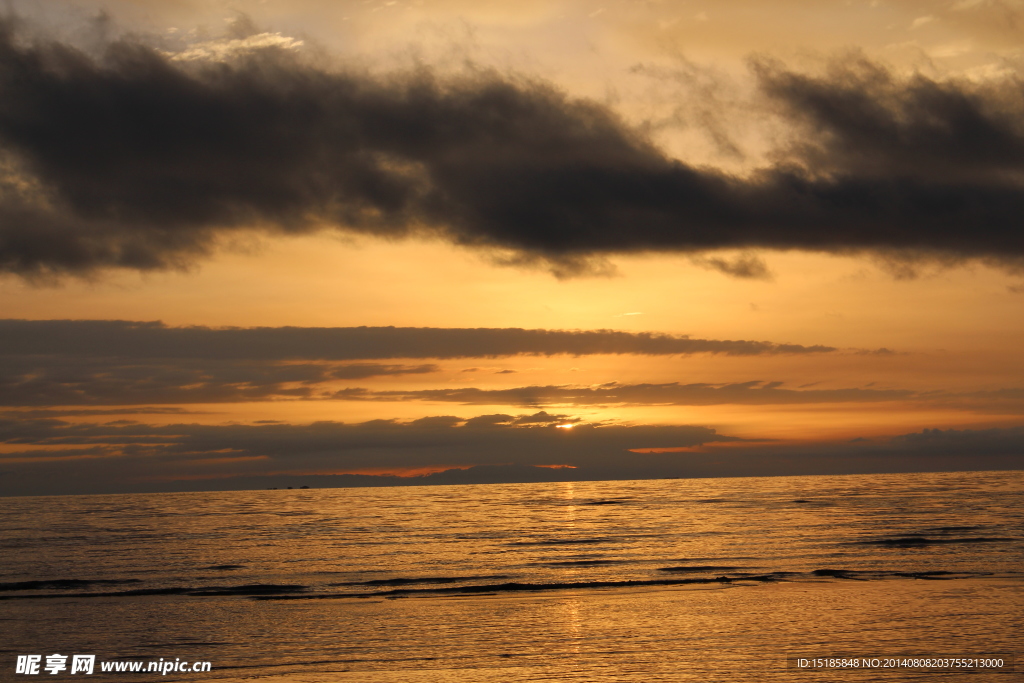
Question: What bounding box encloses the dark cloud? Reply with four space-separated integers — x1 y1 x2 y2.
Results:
326 363 438 379
0 407 198 418
4 321 1021 411
513 410 577 424
0 319 837 360
692 253 773 280
2 416 1020 496
756 55 1024 184
888 425 1024 449
461 412 579 427
1 18 1024 276
0 320 844 405
0 353 441 405
0 414 730 495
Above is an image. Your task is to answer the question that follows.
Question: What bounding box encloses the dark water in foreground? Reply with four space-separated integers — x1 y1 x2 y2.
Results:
1 471 1022 681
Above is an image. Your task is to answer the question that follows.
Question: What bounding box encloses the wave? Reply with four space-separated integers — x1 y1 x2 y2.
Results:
811 569 976 581
258 576 759 600
0 578 141 591
508 538 618 546
330 575 510 587
255 569 1004 601
538 560 626 567
0 583 308 600
856 536 1016 547
2 569 1011 602
657 565 745 573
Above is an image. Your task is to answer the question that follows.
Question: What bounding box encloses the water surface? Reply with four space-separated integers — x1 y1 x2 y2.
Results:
2 471 1021 681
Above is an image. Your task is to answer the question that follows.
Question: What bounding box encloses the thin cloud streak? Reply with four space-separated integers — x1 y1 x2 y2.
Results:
335 383 1024 412
333 381 919 406
0 319 837 359
0 356 440 405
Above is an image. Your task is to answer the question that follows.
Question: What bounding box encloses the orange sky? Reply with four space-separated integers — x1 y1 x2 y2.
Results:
1 0 1022 493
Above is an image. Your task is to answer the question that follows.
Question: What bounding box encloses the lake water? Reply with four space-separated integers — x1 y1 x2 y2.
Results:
2 471 1022 681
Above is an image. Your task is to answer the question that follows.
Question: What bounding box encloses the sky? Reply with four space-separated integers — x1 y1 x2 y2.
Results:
1 0 1023 495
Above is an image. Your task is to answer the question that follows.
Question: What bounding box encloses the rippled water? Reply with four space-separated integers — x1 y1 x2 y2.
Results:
2 471 1022 681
